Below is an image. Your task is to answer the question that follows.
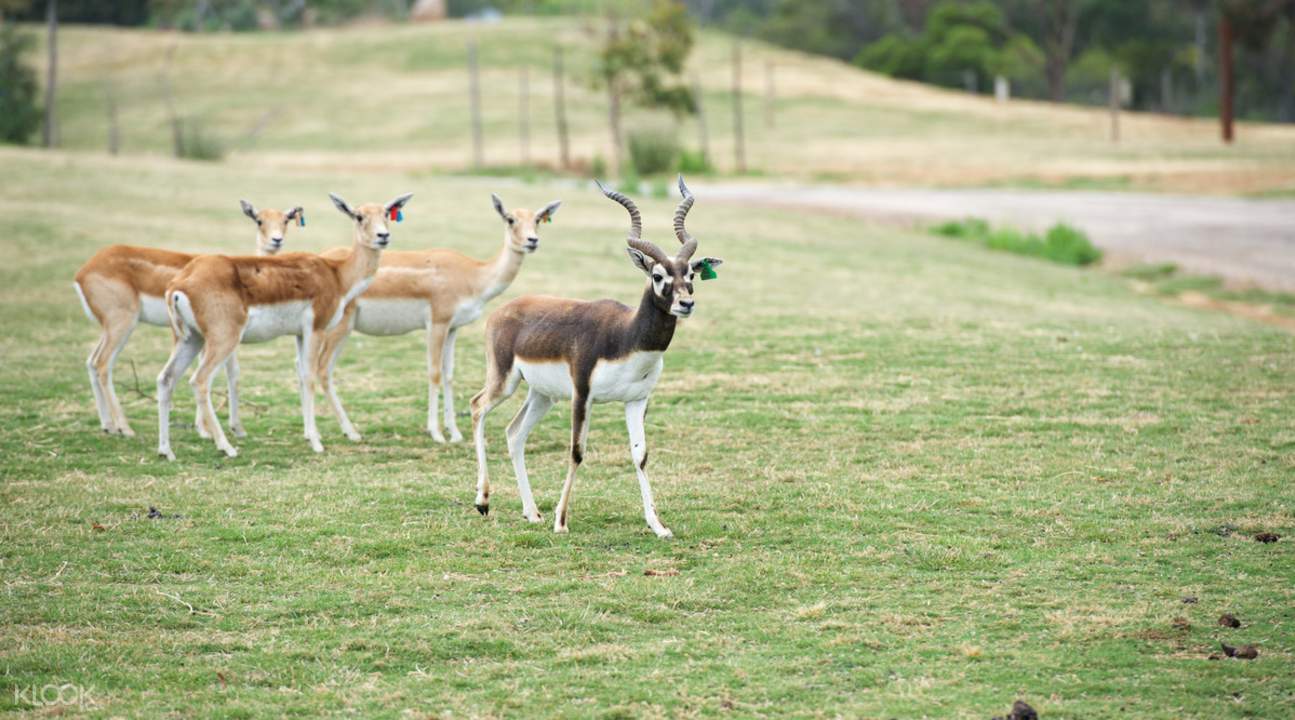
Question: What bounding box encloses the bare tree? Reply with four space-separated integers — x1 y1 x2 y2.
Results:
41 0 57 147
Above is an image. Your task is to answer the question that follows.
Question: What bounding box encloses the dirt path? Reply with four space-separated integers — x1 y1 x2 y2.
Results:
701 184 1295 292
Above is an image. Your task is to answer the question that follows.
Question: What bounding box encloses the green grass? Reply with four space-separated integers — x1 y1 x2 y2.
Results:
16 18 1295 194
0 147 1293 718
933 219 1103 267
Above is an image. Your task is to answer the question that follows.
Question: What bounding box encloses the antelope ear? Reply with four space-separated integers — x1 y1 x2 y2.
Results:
536 200 561 223
329 193 357 220
240 200 258 222
285 206 303 221
626 247 654 275
385 192 414 214
491 193 509 220
690 257 723 272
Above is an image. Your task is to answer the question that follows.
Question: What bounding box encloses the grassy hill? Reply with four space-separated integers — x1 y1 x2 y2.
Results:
1 146 1292 716
30 18 1295 194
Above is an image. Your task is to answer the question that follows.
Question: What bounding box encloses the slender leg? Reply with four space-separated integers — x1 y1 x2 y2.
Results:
191 332 241 458
471 367 521 514
441 327 463 442
626 398 672 538
156 334 203 460
86 335 111 432
553 392 592 534
225 352 246 438
296 327 324 453
320 320 361 442
95 316 137 437
507 389 554 522
194 350 210 438
426 321 450 442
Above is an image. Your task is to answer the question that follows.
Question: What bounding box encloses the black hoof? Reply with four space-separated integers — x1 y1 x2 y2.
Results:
475 504 489 516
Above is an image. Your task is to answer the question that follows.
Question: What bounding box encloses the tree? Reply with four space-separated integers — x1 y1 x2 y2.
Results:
0 21 41 144
1038 0 1078 101
40 0 53 147
595 0 696 173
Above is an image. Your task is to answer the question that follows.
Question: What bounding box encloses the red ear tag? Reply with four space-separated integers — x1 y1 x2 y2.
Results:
390 207 403 223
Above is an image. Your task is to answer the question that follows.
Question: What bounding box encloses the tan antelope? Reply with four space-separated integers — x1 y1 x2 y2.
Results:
73 201 301 438
313 194 561 443
470 177 723 538
156 192 412 460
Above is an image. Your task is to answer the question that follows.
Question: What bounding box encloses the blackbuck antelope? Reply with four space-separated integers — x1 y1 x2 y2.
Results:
313 194 561 443
156 192 412 460
73 201 301 438
470 177 723 537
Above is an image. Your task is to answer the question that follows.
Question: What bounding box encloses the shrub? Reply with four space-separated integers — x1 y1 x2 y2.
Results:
627 129 679 176
590 154 607 180
176 119 225 162
929 218 1100 267
0 24 41 145
1042 223 1102 266
677 149 712 175
931 218 989 238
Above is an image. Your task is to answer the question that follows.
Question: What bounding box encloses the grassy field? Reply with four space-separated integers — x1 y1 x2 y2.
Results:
24 18 1295 195
0 146 1292 717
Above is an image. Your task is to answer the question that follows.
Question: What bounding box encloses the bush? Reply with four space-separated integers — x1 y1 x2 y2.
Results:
176 119 225 162
930 218 1101 267
627 129 679 176
1043 223 1102 266
932 218 990 238
677 148 712 175
0 24 41 145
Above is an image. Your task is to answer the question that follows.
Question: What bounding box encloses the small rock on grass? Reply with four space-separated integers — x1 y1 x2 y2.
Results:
1182 596 1199 604
992 700 1037 720
1254 532 1279 543
1221 643 1258 660
1218 614 1241 628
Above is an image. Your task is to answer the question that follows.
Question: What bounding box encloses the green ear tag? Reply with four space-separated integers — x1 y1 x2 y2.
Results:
699 259 718 280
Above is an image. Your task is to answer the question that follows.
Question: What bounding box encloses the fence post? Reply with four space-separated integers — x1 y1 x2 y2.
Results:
519 65 530 167
1108 67 1120 143
553 45 570 170
468 39 484 169
763 59 774 130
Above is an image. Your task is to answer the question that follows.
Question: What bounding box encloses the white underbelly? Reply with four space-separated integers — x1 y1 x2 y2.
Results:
241 301 310 343
517 353 663 403
450 298 486 328
353 298 429 336
139 294 170 326
590 352 663 402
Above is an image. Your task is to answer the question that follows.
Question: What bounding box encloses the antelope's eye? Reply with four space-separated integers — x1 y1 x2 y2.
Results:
652 274 663 282
507 217 515 225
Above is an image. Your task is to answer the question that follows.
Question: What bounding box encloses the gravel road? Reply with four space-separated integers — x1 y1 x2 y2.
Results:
701 184 1295 292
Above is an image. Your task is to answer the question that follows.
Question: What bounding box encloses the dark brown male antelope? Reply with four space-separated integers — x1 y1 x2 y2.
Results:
470 177 723 537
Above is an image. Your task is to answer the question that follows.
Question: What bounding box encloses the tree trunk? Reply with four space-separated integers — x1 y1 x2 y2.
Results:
732 40 746 174
1041 0 1077 103
693 74 710 167
1219 13 1235 144
608 81 623 176
42 0 58 148
105 79 119 155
